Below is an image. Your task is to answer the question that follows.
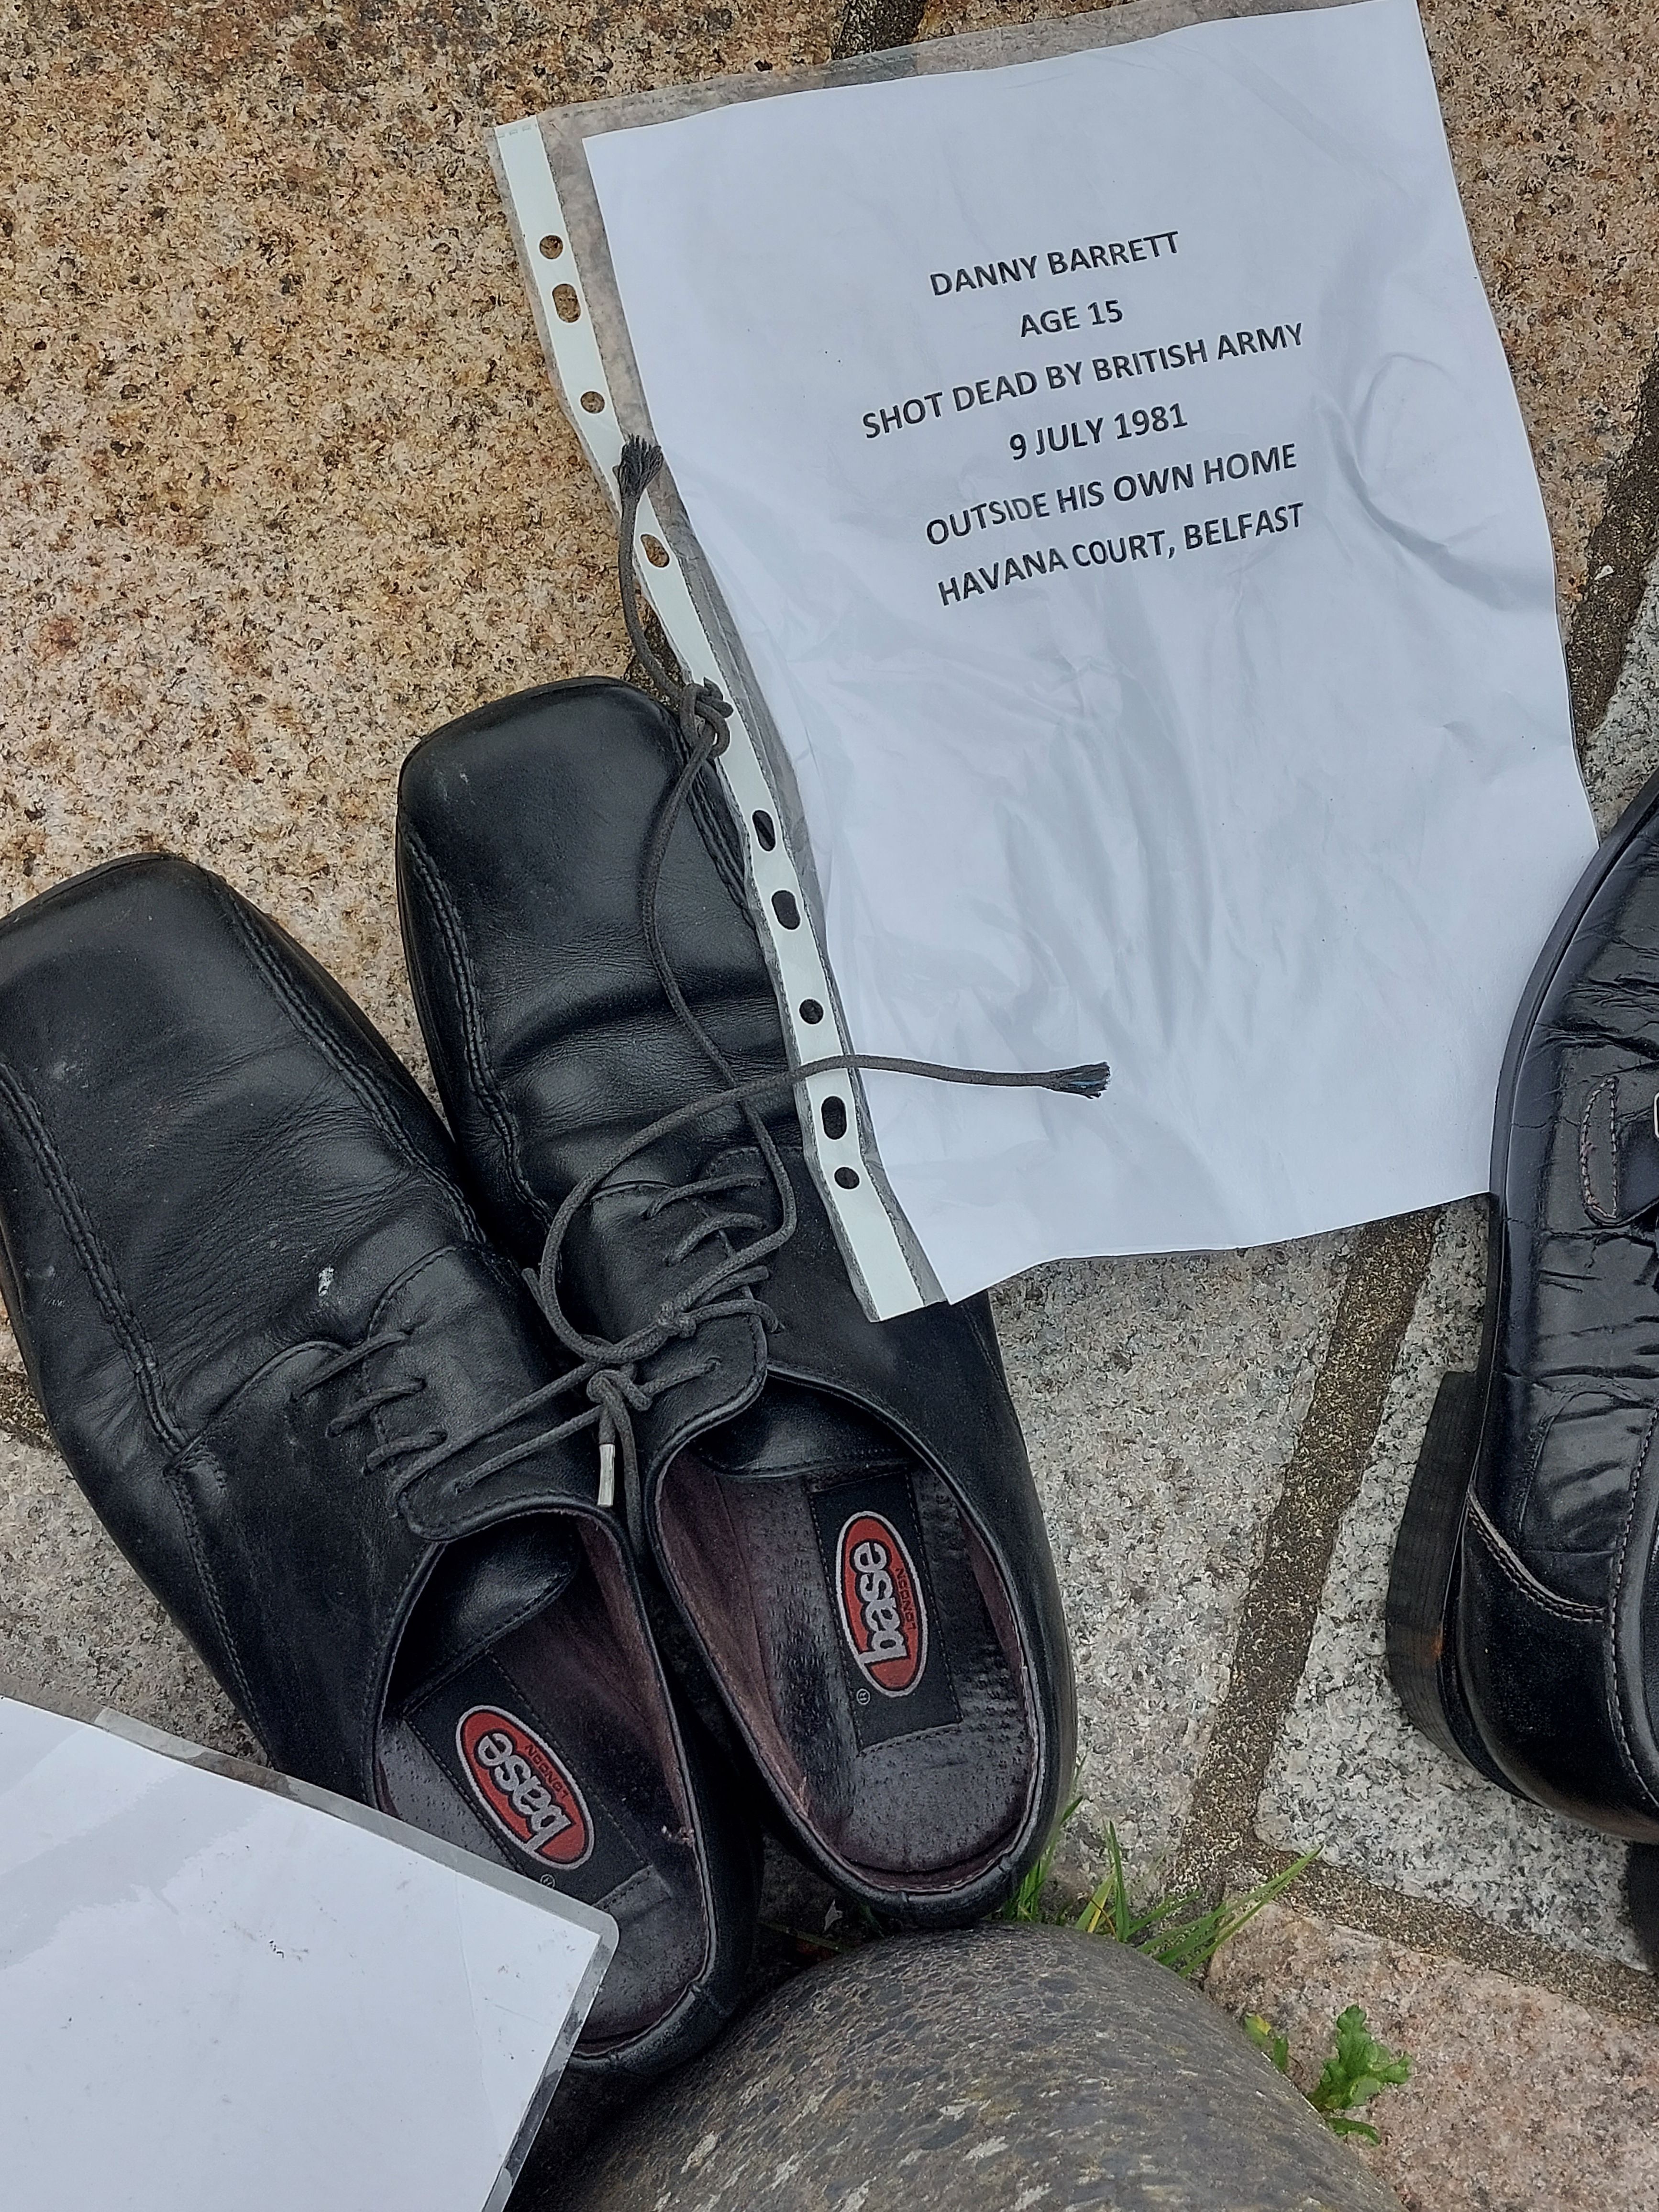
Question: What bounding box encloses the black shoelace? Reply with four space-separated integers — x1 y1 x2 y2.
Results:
314 440 1110 1552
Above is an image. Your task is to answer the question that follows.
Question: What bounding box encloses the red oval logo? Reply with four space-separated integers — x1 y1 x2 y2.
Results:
836 1512 927 1697
456 1707 593 1869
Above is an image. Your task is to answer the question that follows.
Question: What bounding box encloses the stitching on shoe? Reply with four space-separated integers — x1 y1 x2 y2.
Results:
697 1445 912 1482
639 683 751 921
401 828 547 1231
364 1239 508 1340
1604 1407 1659 1816
398 1573 570 1707
0 1061 185 1452
687 771 754 919
1464 1498 1604 1620
211 878 464 1213
1580 1075 1621 1225
361 1240 579 1524
164 1438 274 1746
1605 1402 1658 1623
0 1059 276 1753
1513 1386 1626 1562
1601 1416 1659 1814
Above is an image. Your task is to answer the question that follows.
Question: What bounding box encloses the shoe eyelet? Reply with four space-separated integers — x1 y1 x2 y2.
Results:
798 998 823 1024
834 1166 861 1189
771 890 801 929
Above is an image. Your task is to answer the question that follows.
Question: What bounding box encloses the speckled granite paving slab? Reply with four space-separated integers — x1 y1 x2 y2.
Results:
994 1236 1346 1874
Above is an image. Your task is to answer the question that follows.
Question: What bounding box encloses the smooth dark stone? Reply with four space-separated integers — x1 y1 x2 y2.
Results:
560 1925 1400 2212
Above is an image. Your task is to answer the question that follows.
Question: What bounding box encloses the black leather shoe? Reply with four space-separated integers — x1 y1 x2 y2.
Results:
1387 765 1659 1858
0 853 756 2083
396 677 1076 1924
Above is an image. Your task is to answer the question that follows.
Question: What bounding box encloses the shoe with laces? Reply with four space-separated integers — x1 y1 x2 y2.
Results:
0 852 757 2085
396 675 1077 1924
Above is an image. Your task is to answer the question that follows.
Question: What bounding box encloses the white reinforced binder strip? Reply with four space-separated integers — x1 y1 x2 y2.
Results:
492 121 940 1319
494 0 1596 1313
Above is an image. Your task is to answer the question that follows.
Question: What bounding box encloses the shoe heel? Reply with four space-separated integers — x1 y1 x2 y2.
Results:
1627 1847 1659 1967
1385 1370 1521 1793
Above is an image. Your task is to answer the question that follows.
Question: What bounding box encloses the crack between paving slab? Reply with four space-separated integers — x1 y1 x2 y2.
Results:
1166 1209 1439 1905
1231 1850 1659 2026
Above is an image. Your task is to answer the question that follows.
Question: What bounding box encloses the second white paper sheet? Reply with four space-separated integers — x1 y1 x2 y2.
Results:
583 0 1595 1300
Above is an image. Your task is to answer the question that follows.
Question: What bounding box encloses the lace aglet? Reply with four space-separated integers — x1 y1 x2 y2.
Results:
616 437 664 507
597 1438 618 1510
1054 1061 1112 1099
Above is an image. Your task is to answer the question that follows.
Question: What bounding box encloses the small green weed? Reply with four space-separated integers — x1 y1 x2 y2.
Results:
1243 2004 1412 2145
998 1793 1315 1979
997 1788 1084 1927
1007 1798 1410 2147
1243 2014 1291 2074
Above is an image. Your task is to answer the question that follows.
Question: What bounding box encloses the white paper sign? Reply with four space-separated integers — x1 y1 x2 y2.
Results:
579 0 1595 1299
0 1699 612 2212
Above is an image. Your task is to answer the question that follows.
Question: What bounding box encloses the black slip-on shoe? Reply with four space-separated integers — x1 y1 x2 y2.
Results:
1386 765 1659 1874
0 852 757 2084
396 677 1077 1925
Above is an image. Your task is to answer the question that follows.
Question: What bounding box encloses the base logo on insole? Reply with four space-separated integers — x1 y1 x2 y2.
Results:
836 1512 928 1696
456 1706 593 1869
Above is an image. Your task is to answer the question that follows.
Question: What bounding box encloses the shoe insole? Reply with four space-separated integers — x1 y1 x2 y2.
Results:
378 1546 705 2046
659 1390 1034 1891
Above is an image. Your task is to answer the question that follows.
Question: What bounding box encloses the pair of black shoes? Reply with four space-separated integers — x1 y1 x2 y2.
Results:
1387 764 1659 1945
0 676 1074 2087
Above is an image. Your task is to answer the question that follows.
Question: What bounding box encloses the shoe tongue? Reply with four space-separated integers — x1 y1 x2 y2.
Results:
697 1377 908 1482
394 1518 583 1708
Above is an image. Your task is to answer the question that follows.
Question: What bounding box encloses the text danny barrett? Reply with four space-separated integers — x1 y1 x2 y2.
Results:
927 234 1180 295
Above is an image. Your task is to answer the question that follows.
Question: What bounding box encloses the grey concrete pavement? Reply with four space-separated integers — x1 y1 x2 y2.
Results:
994 1235 1348 1875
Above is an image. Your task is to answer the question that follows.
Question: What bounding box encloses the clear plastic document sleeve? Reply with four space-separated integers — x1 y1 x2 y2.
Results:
493 0 1596 1316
